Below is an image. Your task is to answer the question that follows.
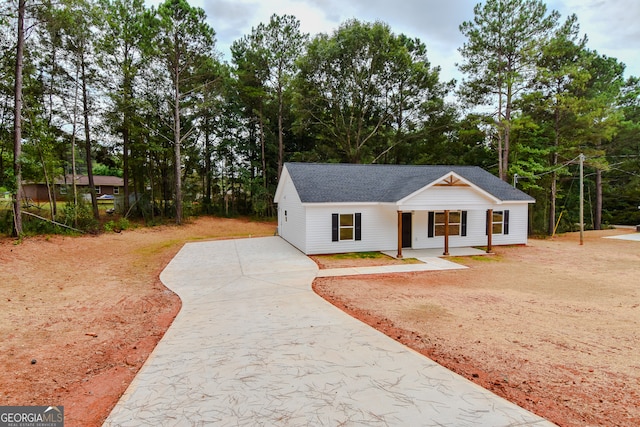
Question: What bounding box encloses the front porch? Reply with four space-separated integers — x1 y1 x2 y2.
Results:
394 209 499 258
383 246 489 259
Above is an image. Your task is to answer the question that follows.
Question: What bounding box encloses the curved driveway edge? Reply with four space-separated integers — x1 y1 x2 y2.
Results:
104 236 555 426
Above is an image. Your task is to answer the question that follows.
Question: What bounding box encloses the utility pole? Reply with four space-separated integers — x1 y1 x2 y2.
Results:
579 153 585 245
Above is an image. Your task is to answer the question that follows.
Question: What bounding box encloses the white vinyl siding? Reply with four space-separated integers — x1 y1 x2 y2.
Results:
401 185 496 211
305 204 397 255
276 176 307 253
409 205 528 249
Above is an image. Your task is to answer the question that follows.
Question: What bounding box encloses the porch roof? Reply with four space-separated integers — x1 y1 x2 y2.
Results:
284 163 534 204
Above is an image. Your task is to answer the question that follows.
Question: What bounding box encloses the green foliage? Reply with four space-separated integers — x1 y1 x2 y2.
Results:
93 163 122 176
0 0 638 235
459 0 560 180
294 19 454 165
104 217 130 232
62 200 99 233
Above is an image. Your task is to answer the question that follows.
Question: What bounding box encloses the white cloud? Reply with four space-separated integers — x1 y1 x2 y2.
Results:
147 0 639 80
550 0 639 76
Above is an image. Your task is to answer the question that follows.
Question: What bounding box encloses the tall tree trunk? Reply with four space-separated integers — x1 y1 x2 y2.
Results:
122 68 131 214
595 168 602 230
12 0 26 236
549 173 557 235
259 107 267 189
549 103 560 235
502 73 513 182
46 43 57 219
277 83 284 180
71 67 80 227
204 115 211 205
173 75 182 225
496 70 504 181
81 52 99 220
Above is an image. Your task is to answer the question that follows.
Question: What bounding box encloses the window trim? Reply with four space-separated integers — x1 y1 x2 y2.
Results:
428 210 467 238
487 210 510 235
340 214 354 241
332 213 362 242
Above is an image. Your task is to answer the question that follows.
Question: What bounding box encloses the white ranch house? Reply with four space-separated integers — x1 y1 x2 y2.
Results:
274 163 535 257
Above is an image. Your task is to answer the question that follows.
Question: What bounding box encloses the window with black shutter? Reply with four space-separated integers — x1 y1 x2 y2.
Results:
461 211 467 236
504 210 510 235
489 210 509 235
332 213 362 241
428 212 435 238
428 210 466 237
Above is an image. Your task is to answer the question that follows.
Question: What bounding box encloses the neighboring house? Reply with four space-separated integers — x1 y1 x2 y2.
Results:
274 163 535 256
22 175 124 202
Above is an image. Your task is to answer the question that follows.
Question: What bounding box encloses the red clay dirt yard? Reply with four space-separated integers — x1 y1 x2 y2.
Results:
0 217 276 426
1 218 638 426
314 228 640 427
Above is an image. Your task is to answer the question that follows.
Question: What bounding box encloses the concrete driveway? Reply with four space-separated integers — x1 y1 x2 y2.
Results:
104 237 554 426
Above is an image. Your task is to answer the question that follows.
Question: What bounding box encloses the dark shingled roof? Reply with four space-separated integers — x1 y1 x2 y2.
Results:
284 163 535 203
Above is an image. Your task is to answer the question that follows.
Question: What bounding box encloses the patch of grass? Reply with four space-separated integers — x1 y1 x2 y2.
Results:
328 251 387 260
134 239 182 256
401 257 423 264
449 254 501 263
104 218 131 233
469 255 500 262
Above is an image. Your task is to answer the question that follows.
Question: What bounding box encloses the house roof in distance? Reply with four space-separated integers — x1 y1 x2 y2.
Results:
55 175 124 186
283 162 535 204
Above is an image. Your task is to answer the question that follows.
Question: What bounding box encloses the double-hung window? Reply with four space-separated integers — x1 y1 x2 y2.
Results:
490 210 509 235
428 211 467 237
332 213 362 241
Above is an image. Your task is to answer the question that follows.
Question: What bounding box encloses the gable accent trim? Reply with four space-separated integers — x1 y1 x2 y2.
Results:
396 171 502 206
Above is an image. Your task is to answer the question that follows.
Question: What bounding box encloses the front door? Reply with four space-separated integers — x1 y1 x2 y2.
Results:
402 212 412 248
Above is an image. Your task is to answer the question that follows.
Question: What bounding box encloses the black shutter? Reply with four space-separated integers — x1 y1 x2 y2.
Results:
428 212 434 238
332 214 339 241
504 210 510 235
486 210 490 235
461 211 467 236
355 213 362 241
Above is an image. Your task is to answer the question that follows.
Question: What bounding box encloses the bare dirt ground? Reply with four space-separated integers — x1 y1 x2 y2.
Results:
0 217 276 427
313 228 640 427
1 220 638 427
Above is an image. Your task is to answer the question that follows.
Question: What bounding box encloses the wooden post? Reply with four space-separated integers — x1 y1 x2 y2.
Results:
397 211 403 259
487 209 493 253
443 210 450 256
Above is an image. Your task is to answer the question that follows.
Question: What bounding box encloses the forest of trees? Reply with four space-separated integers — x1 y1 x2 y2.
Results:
1 0 639 236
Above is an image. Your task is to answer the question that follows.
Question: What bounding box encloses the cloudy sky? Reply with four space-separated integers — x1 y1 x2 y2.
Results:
148 0 639 83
